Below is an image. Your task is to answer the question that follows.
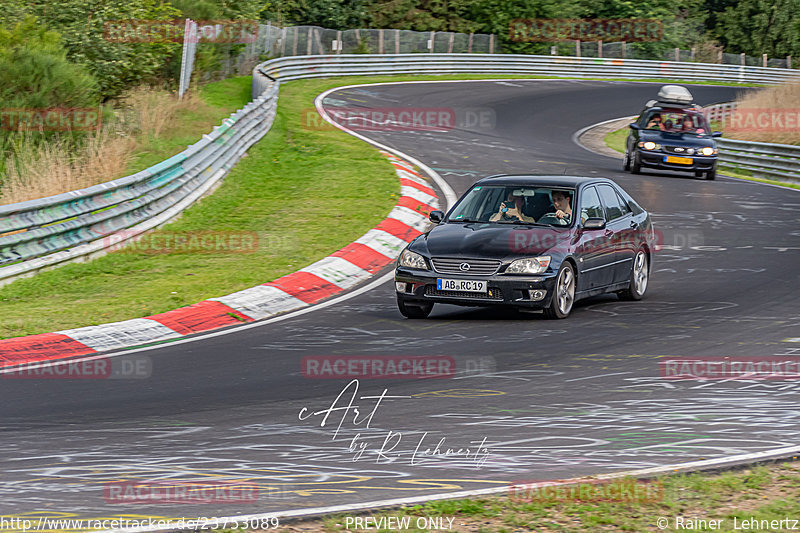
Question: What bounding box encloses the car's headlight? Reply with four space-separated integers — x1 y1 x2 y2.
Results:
506 256 551 274
638 141 660 150
398 249 427 269
700 147 716 156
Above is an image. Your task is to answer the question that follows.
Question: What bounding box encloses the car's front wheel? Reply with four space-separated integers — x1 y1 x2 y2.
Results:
623 150 631 171
397 298 433 319
544 262 575 319
618 249 649 301
631 152 642 174
705 168 716 180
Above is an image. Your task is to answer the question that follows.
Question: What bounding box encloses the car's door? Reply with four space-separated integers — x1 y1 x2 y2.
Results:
575 186 615 289
596 184 636 284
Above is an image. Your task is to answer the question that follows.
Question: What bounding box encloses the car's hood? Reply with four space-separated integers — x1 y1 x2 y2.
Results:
415 222 571 258
639 130 715 147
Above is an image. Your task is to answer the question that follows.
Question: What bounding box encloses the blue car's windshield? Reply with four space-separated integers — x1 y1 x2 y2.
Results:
643 109 711 136
447 185 575 226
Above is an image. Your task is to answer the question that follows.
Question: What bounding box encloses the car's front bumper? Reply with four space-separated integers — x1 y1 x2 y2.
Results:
638 150 717 172
394 266 559 309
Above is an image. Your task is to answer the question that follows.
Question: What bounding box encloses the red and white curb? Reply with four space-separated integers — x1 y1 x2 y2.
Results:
0 151 439 367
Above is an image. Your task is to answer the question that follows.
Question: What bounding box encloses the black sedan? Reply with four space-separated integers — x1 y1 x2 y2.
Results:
623 107 722 180
394 175 655 319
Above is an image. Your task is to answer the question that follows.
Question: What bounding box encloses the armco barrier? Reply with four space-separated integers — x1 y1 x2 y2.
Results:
0 83 278 287
717 138 800 183
703 103 800 184
252 53 800 95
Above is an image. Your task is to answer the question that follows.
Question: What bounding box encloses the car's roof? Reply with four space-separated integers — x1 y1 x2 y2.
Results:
644 105 703 114
475 174 612 187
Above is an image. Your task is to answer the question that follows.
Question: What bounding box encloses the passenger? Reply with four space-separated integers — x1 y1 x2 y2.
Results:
490 192 535 223
681 117 696 132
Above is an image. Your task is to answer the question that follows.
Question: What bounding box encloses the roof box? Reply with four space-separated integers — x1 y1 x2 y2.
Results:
656 85 694 105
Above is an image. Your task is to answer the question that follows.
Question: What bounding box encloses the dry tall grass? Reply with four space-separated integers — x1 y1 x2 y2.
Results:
727 82 800 145
0 88 202 206
1 129 136 204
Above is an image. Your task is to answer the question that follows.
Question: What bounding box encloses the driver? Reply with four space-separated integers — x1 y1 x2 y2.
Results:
646 114 664 130
490 191 535 223
551 190 572 224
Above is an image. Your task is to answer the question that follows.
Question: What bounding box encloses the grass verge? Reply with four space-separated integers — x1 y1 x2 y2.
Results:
274 460 800 532
604 127 628 154
603 125 800 190
0 79 252 205
0 76 401 339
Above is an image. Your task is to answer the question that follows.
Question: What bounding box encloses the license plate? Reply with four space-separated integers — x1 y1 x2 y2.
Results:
437 279 487 293
664 155 693 165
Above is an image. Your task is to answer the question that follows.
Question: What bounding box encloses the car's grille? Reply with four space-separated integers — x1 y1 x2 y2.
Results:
425 286 503 300
431 258 501 276
663 145 697 155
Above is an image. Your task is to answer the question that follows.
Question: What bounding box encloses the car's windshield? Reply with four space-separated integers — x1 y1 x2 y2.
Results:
643 109 710 135
447 185 575 226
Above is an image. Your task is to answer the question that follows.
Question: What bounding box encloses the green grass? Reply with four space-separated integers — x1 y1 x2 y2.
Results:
0 77 400 339
124 77 254 173
603 125 800 190
604 127 629 154
290 462 800 532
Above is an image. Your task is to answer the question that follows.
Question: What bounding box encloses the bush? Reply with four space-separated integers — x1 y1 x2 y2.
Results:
0 16 100 177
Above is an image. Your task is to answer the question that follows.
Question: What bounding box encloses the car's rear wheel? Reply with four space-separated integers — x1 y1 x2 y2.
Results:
618 249 649 301
623 150 631 171
397 298 433 319
544 263 575 319
705 168 716 180
631 152 642 174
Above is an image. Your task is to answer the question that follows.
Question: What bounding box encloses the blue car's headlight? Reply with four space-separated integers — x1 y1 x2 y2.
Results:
506 256 551 274
398 249 427 269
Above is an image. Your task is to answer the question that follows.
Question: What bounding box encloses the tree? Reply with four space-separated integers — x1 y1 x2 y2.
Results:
717 0 800 57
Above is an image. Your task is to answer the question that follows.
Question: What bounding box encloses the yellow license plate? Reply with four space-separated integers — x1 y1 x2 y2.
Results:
665 155 693 165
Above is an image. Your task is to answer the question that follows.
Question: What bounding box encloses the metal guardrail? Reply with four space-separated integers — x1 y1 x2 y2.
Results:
716 138 800 183
703 102 800 184
253 54 800 93
0 82 278 286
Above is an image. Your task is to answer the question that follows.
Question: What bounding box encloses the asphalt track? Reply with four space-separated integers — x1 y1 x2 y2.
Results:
2 80 800 525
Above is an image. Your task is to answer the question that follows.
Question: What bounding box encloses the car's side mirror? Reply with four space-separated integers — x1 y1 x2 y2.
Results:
429 210 444 223
629 123 640 130
712 131 723 138
583 218 606 230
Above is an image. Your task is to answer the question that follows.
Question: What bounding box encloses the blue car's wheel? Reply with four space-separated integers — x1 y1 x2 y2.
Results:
631 152 642 174
544 263 575 319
